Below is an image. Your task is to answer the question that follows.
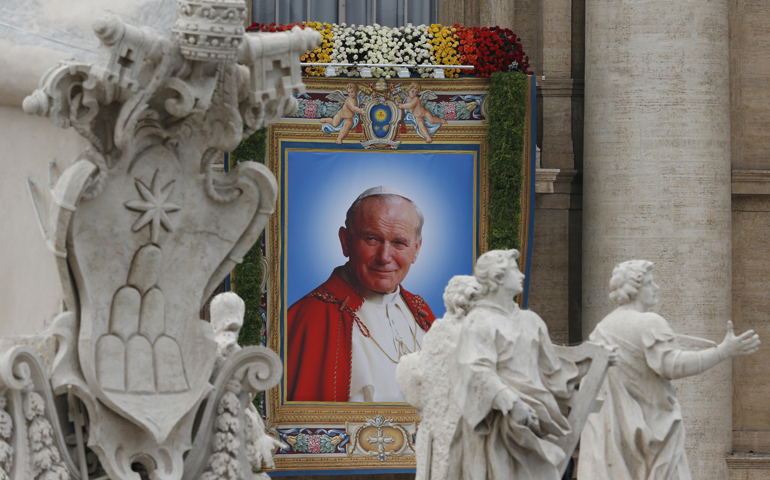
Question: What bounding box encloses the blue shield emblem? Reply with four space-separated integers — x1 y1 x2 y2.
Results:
370 104 392 138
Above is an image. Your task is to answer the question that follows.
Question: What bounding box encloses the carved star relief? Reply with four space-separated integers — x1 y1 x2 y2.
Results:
124 170 181 243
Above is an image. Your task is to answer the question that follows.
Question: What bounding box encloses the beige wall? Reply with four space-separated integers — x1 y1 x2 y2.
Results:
0 105 86 336
730 0 770 458
729 0 770 171
583 1 733 478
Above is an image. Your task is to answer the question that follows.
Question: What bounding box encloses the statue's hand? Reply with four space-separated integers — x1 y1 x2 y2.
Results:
512 400 539 432
493 389 539 427
717 321 761 359
606 345 619 366
492 388 518 415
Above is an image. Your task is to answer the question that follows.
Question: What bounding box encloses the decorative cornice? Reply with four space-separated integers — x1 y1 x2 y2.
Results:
536 168 560 193
536 168 580 194
537 78 584 98
732 169 770 195
726 453 770 469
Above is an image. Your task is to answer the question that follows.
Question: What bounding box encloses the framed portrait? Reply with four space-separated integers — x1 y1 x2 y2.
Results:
240 75 536 475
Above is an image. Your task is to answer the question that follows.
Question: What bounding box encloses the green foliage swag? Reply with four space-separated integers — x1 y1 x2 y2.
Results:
229 128 268 347
231 72 528 348
487 72 528 251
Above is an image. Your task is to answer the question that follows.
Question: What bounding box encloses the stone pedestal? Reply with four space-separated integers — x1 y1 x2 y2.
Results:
583 1 732 478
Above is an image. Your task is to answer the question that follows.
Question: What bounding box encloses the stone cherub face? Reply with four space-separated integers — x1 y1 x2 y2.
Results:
210 292 245 357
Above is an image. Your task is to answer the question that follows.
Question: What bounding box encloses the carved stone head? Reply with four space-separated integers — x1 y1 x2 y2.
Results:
442 275 481 318
609 260 655 305
474 249 521 296
211 292 245 357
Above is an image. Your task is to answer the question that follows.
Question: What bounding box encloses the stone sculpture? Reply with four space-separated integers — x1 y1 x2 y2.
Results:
0 1 319 480
577 260 761 480
399 249 614 480
396 275 481 480
210 293 286 478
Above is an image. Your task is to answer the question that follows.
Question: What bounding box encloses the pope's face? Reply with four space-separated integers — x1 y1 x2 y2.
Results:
502 261 526 297
339 197 422 294
636 272 659 310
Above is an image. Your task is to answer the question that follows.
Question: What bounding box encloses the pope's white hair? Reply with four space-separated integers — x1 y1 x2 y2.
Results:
609 260 654 305
345 192 424 242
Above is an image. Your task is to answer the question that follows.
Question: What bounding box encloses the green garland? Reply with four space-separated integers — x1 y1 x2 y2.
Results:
231 73 528 345
230 128 268 347
487 72 528 251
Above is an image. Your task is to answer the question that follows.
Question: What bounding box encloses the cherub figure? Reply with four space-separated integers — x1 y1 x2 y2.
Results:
320 83 364 144
396 275 482 480
396 83 447 143
210 292 285 477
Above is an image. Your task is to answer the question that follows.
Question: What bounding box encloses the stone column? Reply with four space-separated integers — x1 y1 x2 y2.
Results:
479 0 514 31
583 1 732 479
525 0 584 346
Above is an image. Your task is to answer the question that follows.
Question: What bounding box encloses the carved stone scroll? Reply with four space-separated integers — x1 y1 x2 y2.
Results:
12 0 319 478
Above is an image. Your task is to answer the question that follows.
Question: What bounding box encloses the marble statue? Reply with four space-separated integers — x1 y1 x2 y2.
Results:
577 260 761 480
399 249 614 480
210 293 286 479
396 275 481 480
0 1 320 479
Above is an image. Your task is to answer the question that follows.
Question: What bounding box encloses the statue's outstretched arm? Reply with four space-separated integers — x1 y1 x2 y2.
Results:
663 322 760 379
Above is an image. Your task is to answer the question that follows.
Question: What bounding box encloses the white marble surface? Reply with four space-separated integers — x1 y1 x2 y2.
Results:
0 0 178 107
0 2 319 479
396 275 477 480
211 292 285 474
400 250 612 480
583 0 734 476
578 261 760 480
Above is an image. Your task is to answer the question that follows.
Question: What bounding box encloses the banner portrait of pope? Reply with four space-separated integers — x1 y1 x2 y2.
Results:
281 149 477 403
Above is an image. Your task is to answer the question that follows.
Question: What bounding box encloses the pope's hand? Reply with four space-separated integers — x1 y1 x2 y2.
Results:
717 321 761 359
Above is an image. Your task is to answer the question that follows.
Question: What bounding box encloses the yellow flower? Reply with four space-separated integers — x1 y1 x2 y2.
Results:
428 24 461 78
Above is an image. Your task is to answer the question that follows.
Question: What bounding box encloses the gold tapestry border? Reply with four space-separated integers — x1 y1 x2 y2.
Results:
302 76 491 93
258 75 536 472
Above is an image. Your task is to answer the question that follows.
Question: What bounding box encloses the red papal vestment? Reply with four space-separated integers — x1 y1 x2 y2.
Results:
287 266 435 402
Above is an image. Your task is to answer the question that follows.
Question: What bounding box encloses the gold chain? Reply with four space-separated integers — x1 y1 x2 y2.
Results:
365 316 421 364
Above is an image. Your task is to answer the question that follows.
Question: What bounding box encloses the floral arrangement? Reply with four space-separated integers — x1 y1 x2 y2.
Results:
246 22 530 78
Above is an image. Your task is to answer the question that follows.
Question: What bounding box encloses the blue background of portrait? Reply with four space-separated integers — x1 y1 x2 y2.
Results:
284 148 477 318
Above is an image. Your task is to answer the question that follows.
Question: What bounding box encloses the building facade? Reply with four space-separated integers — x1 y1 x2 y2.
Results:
1 0 768 479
